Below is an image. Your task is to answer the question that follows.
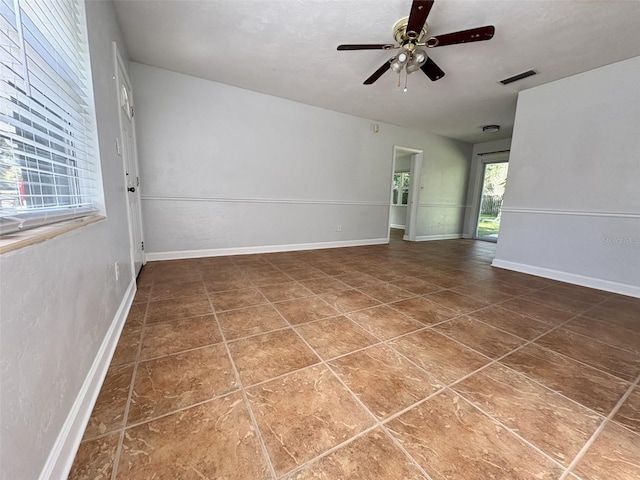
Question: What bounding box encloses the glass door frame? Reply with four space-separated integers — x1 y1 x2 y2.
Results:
474 159 509 243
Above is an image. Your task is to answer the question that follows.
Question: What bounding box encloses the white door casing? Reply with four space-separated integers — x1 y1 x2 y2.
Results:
389 145 423 242
114 43 144 276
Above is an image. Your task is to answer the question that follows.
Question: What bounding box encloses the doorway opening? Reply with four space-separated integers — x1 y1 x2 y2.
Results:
389 146 422 242
475 161 509 241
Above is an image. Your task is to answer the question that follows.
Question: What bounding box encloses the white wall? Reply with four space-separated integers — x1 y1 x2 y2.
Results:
463 138 512 237
131 63 472 258
414 145 471 240
494 56 640 297
0 2 135 479
390 205 407 228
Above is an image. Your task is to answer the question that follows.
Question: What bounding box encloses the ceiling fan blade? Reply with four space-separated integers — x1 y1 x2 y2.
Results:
430 25 495 47
406 0 434 37
337 44 395 51
364 61 392 85
420 57 445 81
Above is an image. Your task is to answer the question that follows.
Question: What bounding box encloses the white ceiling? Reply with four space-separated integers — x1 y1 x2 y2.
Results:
113 0 640 144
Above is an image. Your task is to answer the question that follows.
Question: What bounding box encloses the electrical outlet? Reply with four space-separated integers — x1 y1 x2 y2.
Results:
335 225 342 232
114 261 120 281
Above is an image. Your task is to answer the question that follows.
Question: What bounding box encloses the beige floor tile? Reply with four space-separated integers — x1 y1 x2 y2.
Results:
425 290 490 314
281 428 425 479
273 296 340 325
390 329 489 384
124 303 146 326
499 297 575 325
258 281 313 302
535 328 640 381
217 304 289 341
300 277 350 294
128 344 237 424
83 364 134 439
149 280 207 301
389 296 458 325
110 324 141 367
454 364 601 466
247 365 373 476
118 393 271 479
320 289 381 313
500 344 630 415
146 295 213 323
347 305 424 340
572 421 640 480
228 329 319 386
210 288 267 312
330 344 442 419
357 283 414 304
68 433 119 480
387 390 564 480
613 387 640 434
433 316 525 358
469 305 554 340
564 316 640 355
71 239 640 479
139 314 222 360
296 315 377 359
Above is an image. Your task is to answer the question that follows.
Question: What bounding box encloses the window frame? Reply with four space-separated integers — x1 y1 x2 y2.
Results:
0 0 102 237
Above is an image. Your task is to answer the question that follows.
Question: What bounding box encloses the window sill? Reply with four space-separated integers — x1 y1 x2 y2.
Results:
0 215 106 255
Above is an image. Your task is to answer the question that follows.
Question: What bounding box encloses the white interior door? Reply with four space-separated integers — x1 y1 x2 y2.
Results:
115 44 144 276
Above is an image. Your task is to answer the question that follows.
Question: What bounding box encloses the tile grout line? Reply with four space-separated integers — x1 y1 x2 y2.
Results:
203 287 279 480
558 372 640 480
109 280 153 480
277 311 435 480
239 283 434 477
81 244 637 478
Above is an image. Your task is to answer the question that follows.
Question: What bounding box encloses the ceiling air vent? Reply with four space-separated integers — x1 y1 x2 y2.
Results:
499 69 537 85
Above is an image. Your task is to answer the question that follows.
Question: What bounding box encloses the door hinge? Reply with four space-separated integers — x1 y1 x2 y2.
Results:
141 241 144 251
130 106 134 118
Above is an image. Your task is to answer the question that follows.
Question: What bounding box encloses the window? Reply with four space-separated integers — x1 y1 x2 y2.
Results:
0 0 100 235
392 171 410 205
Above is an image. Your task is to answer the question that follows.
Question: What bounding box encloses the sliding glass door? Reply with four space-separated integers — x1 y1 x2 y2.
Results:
476 161 509 241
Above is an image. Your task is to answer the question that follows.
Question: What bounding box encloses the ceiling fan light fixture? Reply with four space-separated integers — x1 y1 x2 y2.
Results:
390 59 403 73
396 48 410 65
406 48 427 73
412 48 428 65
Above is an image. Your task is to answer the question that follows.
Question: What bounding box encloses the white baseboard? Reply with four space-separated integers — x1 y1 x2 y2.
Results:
390 224 405 229
146 238 389 261
491 259 640 298
414 234 463 242
39 279 137 480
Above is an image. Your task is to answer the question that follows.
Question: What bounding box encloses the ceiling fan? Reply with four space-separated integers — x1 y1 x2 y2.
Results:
337 0 495 87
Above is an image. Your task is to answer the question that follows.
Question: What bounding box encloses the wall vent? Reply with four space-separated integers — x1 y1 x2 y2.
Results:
499 69 537 85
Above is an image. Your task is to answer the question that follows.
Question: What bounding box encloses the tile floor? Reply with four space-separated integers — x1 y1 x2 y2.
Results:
69 234 640 479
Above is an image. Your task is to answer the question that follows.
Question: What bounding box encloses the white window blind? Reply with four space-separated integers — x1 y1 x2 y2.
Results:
0 0 100 235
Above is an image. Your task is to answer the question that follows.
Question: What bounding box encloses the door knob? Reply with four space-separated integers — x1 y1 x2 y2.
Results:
127 186 136 192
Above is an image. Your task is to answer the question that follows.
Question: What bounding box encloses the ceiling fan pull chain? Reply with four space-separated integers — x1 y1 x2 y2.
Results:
404 70 409 92
397 73 401 88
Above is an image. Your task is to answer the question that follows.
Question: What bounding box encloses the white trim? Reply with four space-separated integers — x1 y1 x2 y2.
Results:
414 234 463 242
114 42 146 274
390 224 405 229
140 195 387 207
491 259 640 298
146 238 389 261
501 207 640 219
39 280 137 480
417 204 470 208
